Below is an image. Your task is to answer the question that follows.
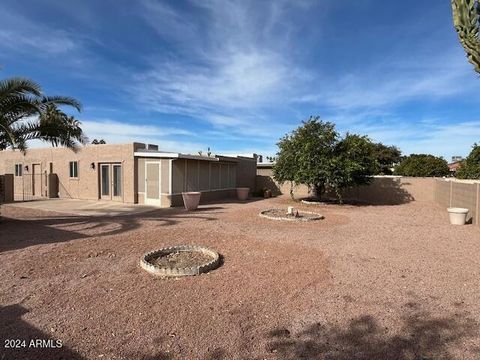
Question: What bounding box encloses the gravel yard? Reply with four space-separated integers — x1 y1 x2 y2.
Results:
1 197 480 359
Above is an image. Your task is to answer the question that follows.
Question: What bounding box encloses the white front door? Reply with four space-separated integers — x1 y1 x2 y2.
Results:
145 162 161 206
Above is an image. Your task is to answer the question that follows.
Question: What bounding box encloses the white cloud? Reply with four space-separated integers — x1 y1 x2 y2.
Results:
129 0 479 163
0 11 78 55
80 119 205 152
81 119 194 138
5 1 479 160
131 0 310 133
26 119 207 154
339 119 480 160
296 50 475 112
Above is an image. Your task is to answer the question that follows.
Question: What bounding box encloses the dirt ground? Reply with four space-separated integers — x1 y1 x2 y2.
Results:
1 196 480 359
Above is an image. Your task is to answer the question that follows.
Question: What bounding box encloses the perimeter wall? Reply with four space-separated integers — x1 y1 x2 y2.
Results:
256 169 435 204
434 179 480 225
257 168 480 226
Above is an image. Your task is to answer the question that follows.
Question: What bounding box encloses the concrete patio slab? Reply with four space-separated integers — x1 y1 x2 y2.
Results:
6 198 159 216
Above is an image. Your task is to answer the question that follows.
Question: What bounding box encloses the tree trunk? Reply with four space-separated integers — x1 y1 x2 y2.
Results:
289 181 295 200
311 184 324 200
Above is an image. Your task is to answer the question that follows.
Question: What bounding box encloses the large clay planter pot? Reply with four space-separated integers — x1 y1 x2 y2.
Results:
447 207 469 225
236 187 249 201
182 192 201 211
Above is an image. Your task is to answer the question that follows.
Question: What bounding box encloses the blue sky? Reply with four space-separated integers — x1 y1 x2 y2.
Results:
1 0 479 160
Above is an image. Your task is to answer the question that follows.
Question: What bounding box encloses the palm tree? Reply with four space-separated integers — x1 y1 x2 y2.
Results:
0 77 87 152
37 104 87 149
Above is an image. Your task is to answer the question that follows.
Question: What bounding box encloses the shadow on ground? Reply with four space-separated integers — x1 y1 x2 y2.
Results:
127 302 480 359
265 305 479 359
0 304 84 360
0 205 223 253
258 176 416 206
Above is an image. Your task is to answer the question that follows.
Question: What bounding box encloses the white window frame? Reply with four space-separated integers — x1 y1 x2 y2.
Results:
14 164 22 177
69 161 79 178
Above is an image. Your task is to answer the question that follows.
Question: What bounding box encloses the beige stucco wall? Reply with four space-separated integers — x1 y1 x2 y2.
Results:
0 144 137 203
434 179 479 225
169 189 237 207
339 177 435 204
256 167 436 204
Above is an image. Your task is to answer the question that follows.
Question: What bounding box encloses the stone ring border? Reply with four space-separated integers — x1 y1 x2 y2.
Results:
140 245 220 277
301 199 329 205
259 209 324 222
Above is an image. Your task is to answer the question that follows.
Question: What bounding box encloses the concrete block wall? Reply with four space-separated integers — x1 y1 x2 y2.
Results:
435 179 479 225
434 179 451 209
257 169 436 205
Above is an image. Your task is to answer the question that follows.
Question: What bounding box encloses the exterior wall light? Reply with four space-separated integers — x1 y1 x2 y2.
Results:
90 162 95 170
24 165 29 172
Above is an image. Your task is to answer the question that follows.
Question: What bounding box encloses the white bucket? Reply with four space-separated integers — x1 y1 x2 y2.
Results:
447 207 469 225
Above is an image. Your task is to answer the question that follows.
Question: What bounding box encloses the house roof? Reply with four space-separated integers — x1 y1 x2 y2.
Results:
134 150 220 161
448 161 462 171
134 143 253 162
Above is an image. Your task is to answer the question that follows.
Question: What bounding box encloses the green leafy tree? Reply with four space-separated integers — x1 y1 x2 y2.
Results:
373 143 402 175
394 154 450 177
273 117 337 199
452 0 480 74
331 134 378 198
0 77 85 152
273 117 377 201
456 143 480 178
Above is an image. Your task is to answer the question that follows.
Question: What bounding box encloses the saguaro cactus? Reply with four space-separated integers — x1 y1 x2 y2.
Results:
452 0 480 74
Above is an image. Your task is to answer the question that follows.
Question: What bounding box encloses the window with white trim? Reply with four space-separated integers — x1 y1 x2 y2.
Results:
14 164 22 177
69 161 78 178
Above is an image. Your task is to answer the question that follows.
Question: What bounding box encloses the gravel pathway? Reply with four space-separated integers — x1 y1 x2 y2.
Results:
1 197 479 359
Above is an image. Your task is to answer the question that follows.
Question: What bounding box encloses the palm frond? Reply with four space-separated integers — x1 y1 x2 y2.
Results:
0 77 85 151
38 96 82 112
0 77 42 98
0 94 40 121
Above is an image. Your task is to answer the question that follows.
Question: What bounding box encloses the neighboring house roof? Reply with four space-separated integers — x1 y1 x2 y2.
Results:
448 161 462 171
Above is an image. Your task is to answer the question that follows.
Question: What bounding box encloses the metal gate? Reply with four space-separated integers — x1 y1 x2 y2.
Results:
14 172 47 201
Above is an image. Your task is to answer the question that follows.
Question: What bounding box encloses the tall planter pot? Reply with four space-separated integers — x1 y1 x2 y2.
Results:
236 187 249 201
182 192 201 211
447 207 469 225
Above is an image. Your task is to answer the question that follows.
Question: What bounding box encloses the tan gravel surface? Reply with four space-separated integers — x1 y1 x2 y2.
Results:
1 197 480 359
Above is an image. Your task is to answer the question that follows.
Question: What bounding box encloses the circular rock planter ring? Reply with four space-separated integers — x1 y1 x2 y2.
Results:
301 198 329 205
259 208 324 222
300 198 346 205
140 245 220 277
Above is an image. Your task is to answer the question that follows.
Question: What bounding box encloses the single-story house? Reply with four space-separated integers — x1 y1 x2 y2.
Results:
0 143 257 207
448 161 462 174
